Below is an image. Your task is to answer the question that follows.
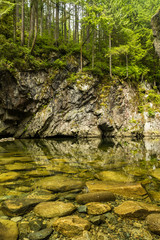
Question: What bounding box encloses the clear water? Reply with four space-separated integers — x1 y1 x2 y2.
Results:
0 137 160 201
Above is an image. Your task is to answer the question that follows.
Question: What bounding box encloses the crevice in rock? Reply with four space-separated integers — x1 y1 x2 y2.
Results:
98 123 114 138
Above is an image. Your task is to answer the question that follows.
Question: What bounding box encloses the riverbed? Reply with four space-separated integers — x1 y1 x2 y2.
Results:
0 137 160 239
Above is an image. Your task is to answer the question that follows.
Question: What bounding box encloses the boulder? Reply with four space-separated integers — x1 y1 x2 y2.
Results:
0 219 18 240
0 172 20 182
27 169 52 177
26 190 57 202
114 201 160 219
146 213 160 235
33 201 76 218
76 191 115 204
151 168 160 181
95 171 134 183
52 215 91 238
34 175 84 192
86 202 111 215
5 162 35 171
1 190 57 216
86 181 149 200
148 191 160 202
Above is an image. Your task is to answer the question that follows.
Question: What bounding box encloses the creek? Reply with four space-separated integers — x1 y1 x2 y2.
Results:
0 137 160 239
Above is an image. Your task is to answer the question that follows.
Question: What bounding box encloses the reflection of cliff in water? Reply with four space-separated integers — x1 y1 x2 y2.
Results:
0 138 160 173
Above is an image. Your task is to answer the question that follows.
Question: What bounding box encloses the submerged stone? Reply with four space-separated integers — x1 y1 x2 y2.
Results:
146 213 160 235
76 191 115 204
95 170 134 183
34 175 84 192
33 201 76 218
5 162 35 171
0 219 18 240
151 168 160 181
148 191 160 202
27 169 52 177
86 202 111 215
114 200 160 219
0 172 20 182
28 228 53 240
52 215 91 238
1 190 57 216
86 181 149 200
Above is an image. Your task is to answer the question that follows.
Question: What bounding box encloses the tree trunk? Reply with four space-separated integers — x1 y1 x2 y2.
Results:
48 0 51 36
80 44 83 71
40 0 43 36
64 3 67 41
68 3 71 41
74 4 78 42
21 0 25 46
13 0 16 42
126 53 128 78
92 29 96 69
31 0 38 54
109 33 112 78
55 0 59 43
28 0 35 47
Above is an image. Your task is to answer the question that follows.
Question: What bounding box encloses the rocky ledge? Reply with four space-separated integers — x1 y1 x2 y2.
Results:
0 67 160 139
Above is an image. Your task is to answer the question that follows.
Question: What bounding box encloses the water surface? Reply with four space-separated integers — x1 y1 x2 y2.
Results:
0 137 160 200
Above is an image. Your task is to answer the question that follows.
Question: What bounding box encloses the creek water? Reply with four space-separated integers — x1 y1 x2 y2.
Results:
0 137 160 199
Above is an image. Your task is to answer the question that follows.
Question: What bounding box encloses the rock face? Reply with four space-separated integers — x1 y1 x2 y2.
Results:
1 67 160 138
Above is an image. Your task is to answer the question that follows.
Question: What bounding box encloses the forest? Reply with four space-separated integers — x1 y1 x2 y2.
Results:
0 0 160 83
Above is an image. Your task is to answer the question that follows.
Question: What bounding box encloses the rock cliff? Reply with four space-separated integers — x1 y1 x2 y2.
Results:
0 64 160 138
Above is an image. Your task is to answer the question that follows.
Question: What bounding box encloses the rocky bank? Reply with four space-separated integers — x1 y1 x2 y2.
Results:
0 66 160 139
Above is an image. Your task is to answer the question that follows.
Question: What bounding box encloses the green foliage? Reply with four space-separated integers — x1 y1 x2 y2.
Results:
0 0 15 19
53 59 66 70
147 90 160 104
138 105 144 113
148 108 155 118
0 0 159 85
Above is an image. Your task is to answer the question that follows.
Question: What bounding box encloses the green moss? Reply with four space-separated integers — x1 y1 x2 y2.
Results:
138 105 144 113
147 91 160 105
66 73 77 83
129 118 137 124
53 59 66 70
148 108 155 118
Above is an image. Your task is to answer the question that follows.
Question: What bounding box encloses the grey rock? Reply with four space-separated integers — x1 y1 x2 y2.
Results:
89 216 103 225
78 205 87 213
28 228 53 240
1 67 160 138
